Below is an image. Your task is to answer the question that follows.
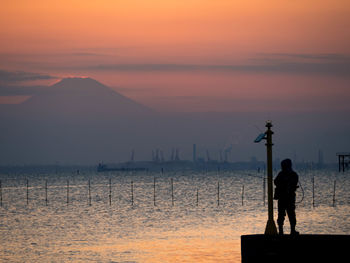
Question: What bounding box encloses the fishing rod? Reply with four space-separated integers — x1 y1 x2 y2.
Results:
296 180 305 204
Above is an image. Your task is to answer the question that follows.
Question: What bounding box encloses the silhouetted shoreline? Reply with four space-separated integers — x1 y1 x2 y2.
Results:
0 162 339 174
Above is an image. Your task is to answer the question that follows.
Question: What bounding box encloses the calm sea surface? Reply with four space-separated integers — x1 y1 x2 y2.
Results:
1 170 350 262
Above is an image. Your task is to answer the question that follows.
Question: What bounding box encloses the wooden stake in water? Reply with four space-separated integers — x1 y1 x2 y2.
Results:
26 179 29 205
217 181 220 206
171 178 174 206
242 185 245 206
66 180 69 204
0 180 2 207
312 176 315 208
263 178 266 206
131 180 134 206
88 179 91 206
333 180 336 207
153 177 156 206
45 180 48 205
196 188 199 206
109 178 112 206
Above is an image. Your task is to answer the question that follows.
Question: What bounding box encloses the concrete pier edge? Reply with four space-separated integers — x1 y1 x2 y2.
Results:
241 234 350 263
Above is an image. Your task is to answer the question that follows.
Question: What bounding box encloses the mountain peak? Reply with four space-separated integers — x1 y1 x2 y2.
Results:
20 76 153 116
52 77 106 90
57 77 97 83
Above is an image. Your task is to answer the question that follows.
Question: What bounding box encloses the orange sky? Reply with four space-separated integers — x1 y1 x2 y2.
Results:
1 0 350 112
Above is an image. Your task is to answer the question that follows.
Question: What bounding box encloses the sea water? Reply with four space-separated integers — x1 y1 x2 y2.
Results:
1 170 349 262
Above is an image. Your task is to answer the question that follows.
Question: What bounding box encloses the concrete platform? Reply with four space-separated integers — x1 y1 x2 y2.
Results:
241 234 350 263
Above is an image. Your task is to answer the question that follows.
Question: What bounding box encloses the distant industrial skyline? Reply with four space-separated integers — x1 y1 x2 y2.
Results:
1 2 349 263
0 77 349 165
0 1 349 165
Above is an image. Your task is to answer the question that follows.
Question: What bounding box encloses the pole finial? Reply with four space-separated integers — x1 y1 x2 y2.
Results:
266 120 272 129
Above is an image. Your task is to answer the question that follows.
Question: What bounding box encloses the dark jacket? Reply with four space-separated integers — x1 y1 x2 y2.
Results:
274 169 298 200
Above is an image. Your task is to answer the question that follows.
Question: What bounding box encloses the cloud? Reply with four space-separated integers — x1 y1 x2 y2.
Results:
82 53 350 77
70 52 103 57
0 69 57 96
0 85 49 96
259 53 350 61
0 69 57 85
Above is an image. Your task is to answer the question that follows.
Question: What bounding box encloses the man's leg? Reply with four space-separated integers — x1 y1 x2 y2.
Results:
287 201 298 235
277 199 286 235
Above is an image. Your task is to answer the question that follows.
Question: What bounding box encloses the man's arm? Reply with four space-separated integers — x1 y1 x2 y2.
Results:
274 173 281 186
293 172 299 190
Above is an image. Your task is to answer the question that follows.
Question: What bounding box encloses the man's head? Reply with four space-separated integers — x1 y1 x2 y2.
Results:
281 158 292 171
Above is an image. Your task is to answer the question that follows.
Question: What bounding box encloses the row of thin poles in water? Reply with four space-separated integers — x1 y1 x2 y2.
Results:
0 176 338 207
310 176 337 207
0 177 249 207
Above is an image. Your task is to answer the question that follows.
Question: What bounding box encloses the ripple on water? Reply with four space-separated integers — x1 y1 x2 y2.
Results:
0 170 349 262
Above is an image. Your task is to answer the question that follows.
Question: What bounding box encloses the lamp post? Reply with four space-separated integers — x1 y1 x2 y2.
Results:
255 121 277 235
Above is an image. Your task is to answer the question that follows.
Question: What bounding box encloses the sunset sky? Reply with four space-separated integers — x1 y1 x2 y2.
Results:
2 3 350 262
1 0 349 112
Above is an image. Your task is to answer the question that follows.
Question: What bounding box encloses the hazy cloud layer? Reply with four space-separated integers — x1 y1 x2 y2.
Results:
0 85 48 96
0 70 57 85
259 53 350 61
83 53 350 77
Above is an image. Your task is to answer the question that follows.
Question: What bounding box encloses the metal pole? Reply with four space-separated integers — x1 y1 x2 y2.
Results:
171 178 174 206
88 179 91 206
109 178 112 206
264 121 277 235
0 180 2 207
153 177 156 206
333 180 336 207
67 180 69 205
45 180 48 205
217 181 220 206
263 177 266 206
242 185 244 206
26 179 29 205
312 176 315 208
131 180 134 206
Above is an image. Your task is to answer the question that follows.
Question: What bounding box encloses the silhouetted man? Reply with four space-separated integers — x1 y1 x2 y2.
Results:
274 159 299 235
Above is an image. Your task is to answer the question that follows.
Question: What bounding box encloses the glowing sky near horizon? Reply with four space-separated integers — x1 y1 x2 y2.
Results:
1 0 349 112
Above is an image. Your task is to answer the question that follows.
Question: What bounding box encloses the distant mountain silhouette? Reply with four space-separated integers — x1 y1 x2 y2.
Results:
0 77 349 165
0 77 157 164
19 77 153 118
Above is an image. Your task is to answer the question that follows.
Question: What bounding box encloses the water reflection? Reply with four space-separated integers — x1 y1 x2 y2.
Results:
0 170 349 262
76 228 241 263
